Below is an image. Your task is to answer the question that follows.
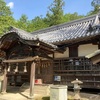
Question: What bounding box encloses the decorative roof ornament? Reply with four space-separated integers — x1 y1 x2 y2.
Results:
93 15 100 27
87 11 100 33
92 7 100 27
87 24 94 32
92 11 100 30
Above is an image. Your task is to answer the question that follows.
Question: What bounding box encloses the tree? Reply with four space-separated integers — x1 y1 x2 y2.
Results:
15 14 29 31
62 13 84 23
27 16 48 32
0 0 15 35
88 0 100 15
0 0 12 16
0 16 15 34
46 0 65 26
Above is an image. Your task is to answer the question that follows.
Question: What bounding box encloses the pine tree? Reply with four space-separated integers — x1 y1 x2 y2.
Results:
46 0 65 26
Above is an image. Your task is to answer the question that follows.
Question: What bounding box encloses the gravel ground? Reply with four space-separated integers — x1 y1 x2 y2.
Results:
0 86 100 100
0 92 100 100
68 91 100 100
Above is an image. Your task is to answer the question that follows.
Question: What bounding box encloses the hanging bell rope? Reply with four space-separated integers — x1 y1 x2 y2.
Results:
24 62 27 72
15 63 18 72
7 63 11 72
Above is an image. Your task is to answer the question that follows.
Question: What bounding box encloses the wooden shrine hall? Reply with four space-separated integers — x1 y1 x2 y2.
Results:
0 13 100 98
0 27 60 98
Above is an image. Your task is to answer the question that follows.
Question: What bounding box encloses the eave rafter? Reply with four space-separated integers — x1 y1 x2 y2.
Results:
0 40 12 50
3 56 52 63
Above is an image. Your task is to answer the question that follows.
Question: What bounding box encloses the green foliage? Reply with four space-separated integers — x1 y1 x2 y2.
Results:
0 0 15 35
13 15 48 32
0 0 12 16
46 0 65 26
0 0 86 34
87 0 100 15
27 16 48 32
62 13 84 23
0 16 15 34
42 96 50 100
15 14 29 31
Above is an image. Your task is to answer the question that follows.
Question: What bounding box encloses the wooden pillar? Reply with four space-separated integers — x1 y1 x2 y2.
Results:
2 65 7 93
29 62 36 99
53 53 55 59
98 43 100 49
69 45 79 57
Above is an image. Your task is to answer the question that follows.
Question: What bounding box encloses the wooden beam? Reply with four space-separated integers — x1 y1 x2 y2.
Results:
3 56 39 63
3 56 52 63
29 62 35 99
39 45 54 54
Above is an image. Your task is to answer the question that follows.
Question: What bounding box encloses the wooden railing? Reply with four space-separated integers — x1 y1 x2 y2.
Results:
53 57 100 88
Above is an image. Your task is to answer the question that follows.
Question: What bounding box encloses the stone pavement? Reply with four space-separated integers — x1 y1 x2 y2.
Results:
0 86 28 100
0 92 49 100
0 85 50 100
0 92 28 100
0 85 100 100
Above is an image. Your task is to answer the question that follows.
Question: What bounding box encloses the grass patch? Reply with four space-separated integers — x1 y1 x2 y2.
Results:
42 96 50 100
35 96 50 100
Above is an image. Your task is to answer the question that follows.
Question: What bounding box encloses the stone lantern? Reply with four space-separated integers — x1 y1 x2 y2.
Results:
71 78 83 100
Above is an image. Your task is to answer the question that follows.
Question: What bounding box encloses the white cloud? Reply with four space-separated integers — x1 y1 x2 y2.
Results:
7 2 14 9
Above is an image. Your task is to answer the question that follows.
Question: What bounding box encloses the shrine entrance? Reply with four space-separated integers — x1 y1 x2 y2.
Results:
5 59 53 87
0 28 58 98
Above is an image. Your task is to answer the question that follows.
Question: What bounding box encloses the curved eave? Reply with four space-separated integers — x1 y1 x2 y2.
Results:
0 27 37 42
0 28 58 52
0 32 38 50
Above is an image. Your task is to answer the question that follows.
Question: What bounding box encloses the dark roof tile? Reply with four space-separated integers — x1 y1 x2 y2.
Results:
2 14 100 48
33 14 100 44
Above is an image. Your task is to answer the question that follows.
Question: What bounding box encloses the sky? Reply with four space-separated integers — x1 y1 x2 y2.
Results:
5 0 93 20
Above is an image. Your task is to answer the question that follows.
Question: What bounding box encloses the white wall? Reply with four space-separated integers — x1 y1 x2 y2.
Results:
78 44 98 56
54 44 98 58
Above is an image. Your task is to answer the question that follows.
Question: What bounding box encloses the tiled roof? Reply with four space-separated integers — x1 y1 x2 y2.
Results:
1 27 58 49
31 14 100 45
1 14 100 48
4 26 37 40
